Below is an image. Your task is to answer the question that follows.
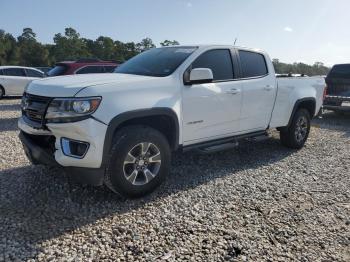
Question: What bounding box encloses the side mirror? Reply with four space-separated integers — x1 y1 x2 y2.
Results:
187 68 214 85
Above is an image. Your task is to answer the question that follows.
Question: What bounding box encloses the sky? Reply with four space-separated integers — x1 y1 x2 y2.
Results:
1 0 349 66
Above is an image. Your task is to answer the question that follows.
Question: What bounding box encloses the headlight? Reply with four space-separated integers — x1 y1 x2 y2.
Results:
46 97 101 123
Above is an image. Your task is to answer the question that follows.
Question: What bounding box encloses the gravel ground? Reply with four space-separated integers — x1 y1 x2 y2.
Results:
0 98 349 261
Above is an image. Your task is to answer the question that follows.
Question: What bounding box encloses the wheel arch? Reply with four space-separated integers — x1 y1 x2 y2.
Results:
101 108 180 167
287 97 316 127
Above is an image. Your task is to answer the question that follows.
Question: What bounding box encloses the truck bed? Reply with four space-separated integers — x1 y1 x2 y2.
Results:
269 76 325 128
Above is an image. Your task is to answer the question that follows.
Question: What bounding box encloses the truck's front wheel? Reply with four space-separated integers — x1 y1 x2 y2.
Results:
280 108 311 149
105 126 171 198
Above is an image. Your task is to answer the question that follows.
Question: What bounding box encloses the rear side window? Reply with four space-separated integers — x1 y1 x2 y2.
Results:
104 65 117 73
26 69 44 78
47 65 67 76
0 69 3 75
3 68 26 77
328 64 350 79
76 66 105 74
239 50 268 78
192 49 234 81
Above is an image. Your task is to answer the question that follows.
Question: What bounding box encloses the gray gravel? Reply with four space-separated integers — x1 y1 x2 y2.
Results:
0 98 349 261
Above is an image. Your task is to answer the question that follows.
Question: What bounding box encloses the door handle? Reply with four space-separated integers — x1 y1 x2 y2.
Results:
264 85 273 91
226 88 241 95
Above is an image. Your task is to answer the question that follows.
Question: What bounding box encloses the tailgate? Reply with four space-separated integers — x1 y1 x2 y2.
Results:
326 78 350 97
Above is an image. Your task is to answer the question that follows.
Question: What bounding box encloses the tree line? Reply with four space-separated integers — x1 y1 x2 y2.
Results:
272 59 329 76
0 27 179 67
0 27 330 75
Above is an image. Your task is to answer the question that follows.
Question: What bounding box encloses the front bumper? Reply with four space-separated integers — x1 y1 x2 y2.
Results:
19 131 58 166
19 131 105 186
18 116 108 168
18 116 109 186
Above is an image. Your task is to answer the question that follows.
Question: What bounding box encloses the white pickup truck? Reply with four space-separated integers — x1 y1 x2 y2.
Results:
18 45 325 197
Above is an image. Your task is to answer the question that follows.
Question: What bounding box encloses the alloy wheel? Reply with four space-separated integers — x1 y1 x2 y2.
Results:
294 116 308 143
123 142 162 186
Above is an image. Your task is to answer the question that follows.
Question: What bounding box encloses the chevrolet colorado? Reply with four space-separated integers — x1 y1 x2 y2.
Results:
18 45 325 197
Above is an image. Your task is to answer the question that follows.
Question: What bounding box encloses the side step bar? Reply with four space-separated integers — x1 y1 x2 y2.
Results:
183 130 268 153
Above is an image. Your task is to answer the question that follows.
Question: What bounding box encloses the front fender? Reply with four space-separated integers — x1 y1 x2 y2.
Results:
100 108 180 168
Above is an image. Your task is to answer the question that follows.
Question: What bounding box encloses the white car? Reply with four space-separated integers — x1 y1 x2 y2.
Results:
0 66 44 98
18 45 325 197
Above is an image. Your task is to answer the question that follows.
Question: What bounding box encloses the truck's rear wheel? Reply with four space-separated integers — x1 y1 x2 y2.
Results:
280 108 311 149
105 125 171 198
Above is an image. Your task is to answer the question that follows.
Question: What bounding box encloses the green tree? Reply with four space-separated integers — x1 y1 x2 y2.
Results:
160 40 180 46
93 36 116 60
0 29 19 65
136 38 155 52
52 27 91 62
17 28 49 66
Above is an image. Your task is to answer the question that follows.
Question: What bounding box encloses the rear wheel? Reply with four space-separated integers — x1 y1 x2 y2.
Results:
280 108 311 149
105 125 171 198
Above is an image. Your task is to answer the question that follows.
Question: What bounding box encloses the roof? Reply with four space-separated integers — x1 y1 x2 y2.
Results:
0 66 44 72
56 60 118 65
160 44 266 54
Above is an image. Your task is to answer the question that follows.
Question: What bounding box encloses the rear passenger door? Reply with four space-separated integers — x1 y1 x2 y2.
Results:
237 50 277 131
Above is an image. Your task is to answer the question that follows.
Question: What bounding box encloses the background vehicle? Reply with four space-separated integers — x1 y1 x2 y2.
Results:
0 66 44 98
18 45 325 197
47 59 119 77
324 64 350 112
35 67 52 74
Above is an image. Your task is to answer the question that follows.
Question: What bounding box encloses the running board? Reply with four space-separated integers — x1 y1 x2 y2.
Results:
248 134 270 142
183 130 268 153
197 141 239 154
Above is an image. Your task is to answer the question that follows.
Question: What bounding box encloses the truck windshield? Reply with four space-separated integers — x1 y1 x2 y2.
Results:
114 46 197 77
328 64 350 79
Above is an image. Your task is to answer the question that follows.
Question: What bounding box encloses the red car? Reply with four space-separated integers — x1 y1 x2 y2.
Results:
47 59 119 76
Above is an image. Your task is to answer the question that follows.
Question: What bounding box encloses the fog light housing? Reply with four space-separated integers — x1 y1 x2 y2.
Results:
61 138 89 159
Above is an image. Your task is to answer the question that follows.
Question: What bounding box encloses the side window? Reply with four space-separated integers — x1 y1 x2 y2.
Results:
3 68 26 77
239 50 268 78
76 66 104 74
26 69 44 78
104 66 117 73
0 69 3 75
192 49 234 81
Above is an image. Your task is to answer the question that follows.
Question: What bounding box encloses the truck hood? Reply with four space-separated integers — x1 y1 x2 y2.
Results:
26 73 158 97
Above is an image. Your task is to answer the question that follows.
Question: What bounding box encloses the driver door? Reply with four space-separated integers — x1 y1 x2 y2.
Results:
182 49 242 144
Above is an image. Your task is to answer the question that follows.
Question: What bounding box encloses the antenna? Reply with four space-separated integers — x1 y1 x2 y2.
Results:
234 38 238 45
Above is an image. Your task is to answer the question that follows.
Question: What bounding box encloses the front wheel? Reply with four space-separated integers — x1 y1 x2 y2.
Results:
105 125 171 198
280 108 311 149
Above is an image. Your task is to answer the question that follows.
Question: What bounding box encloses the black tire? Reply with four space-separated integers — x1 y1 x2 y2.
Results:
105 125 171 198
0 86 4 99
280 108 311 149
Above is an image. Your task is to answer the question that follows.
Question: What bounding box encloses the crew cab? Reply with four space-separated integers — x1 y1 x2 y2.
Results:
18 45 325 197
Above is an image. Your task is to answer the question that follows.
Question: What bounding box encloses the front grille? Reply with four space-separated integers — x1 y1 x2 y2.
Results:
22 93 51 125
